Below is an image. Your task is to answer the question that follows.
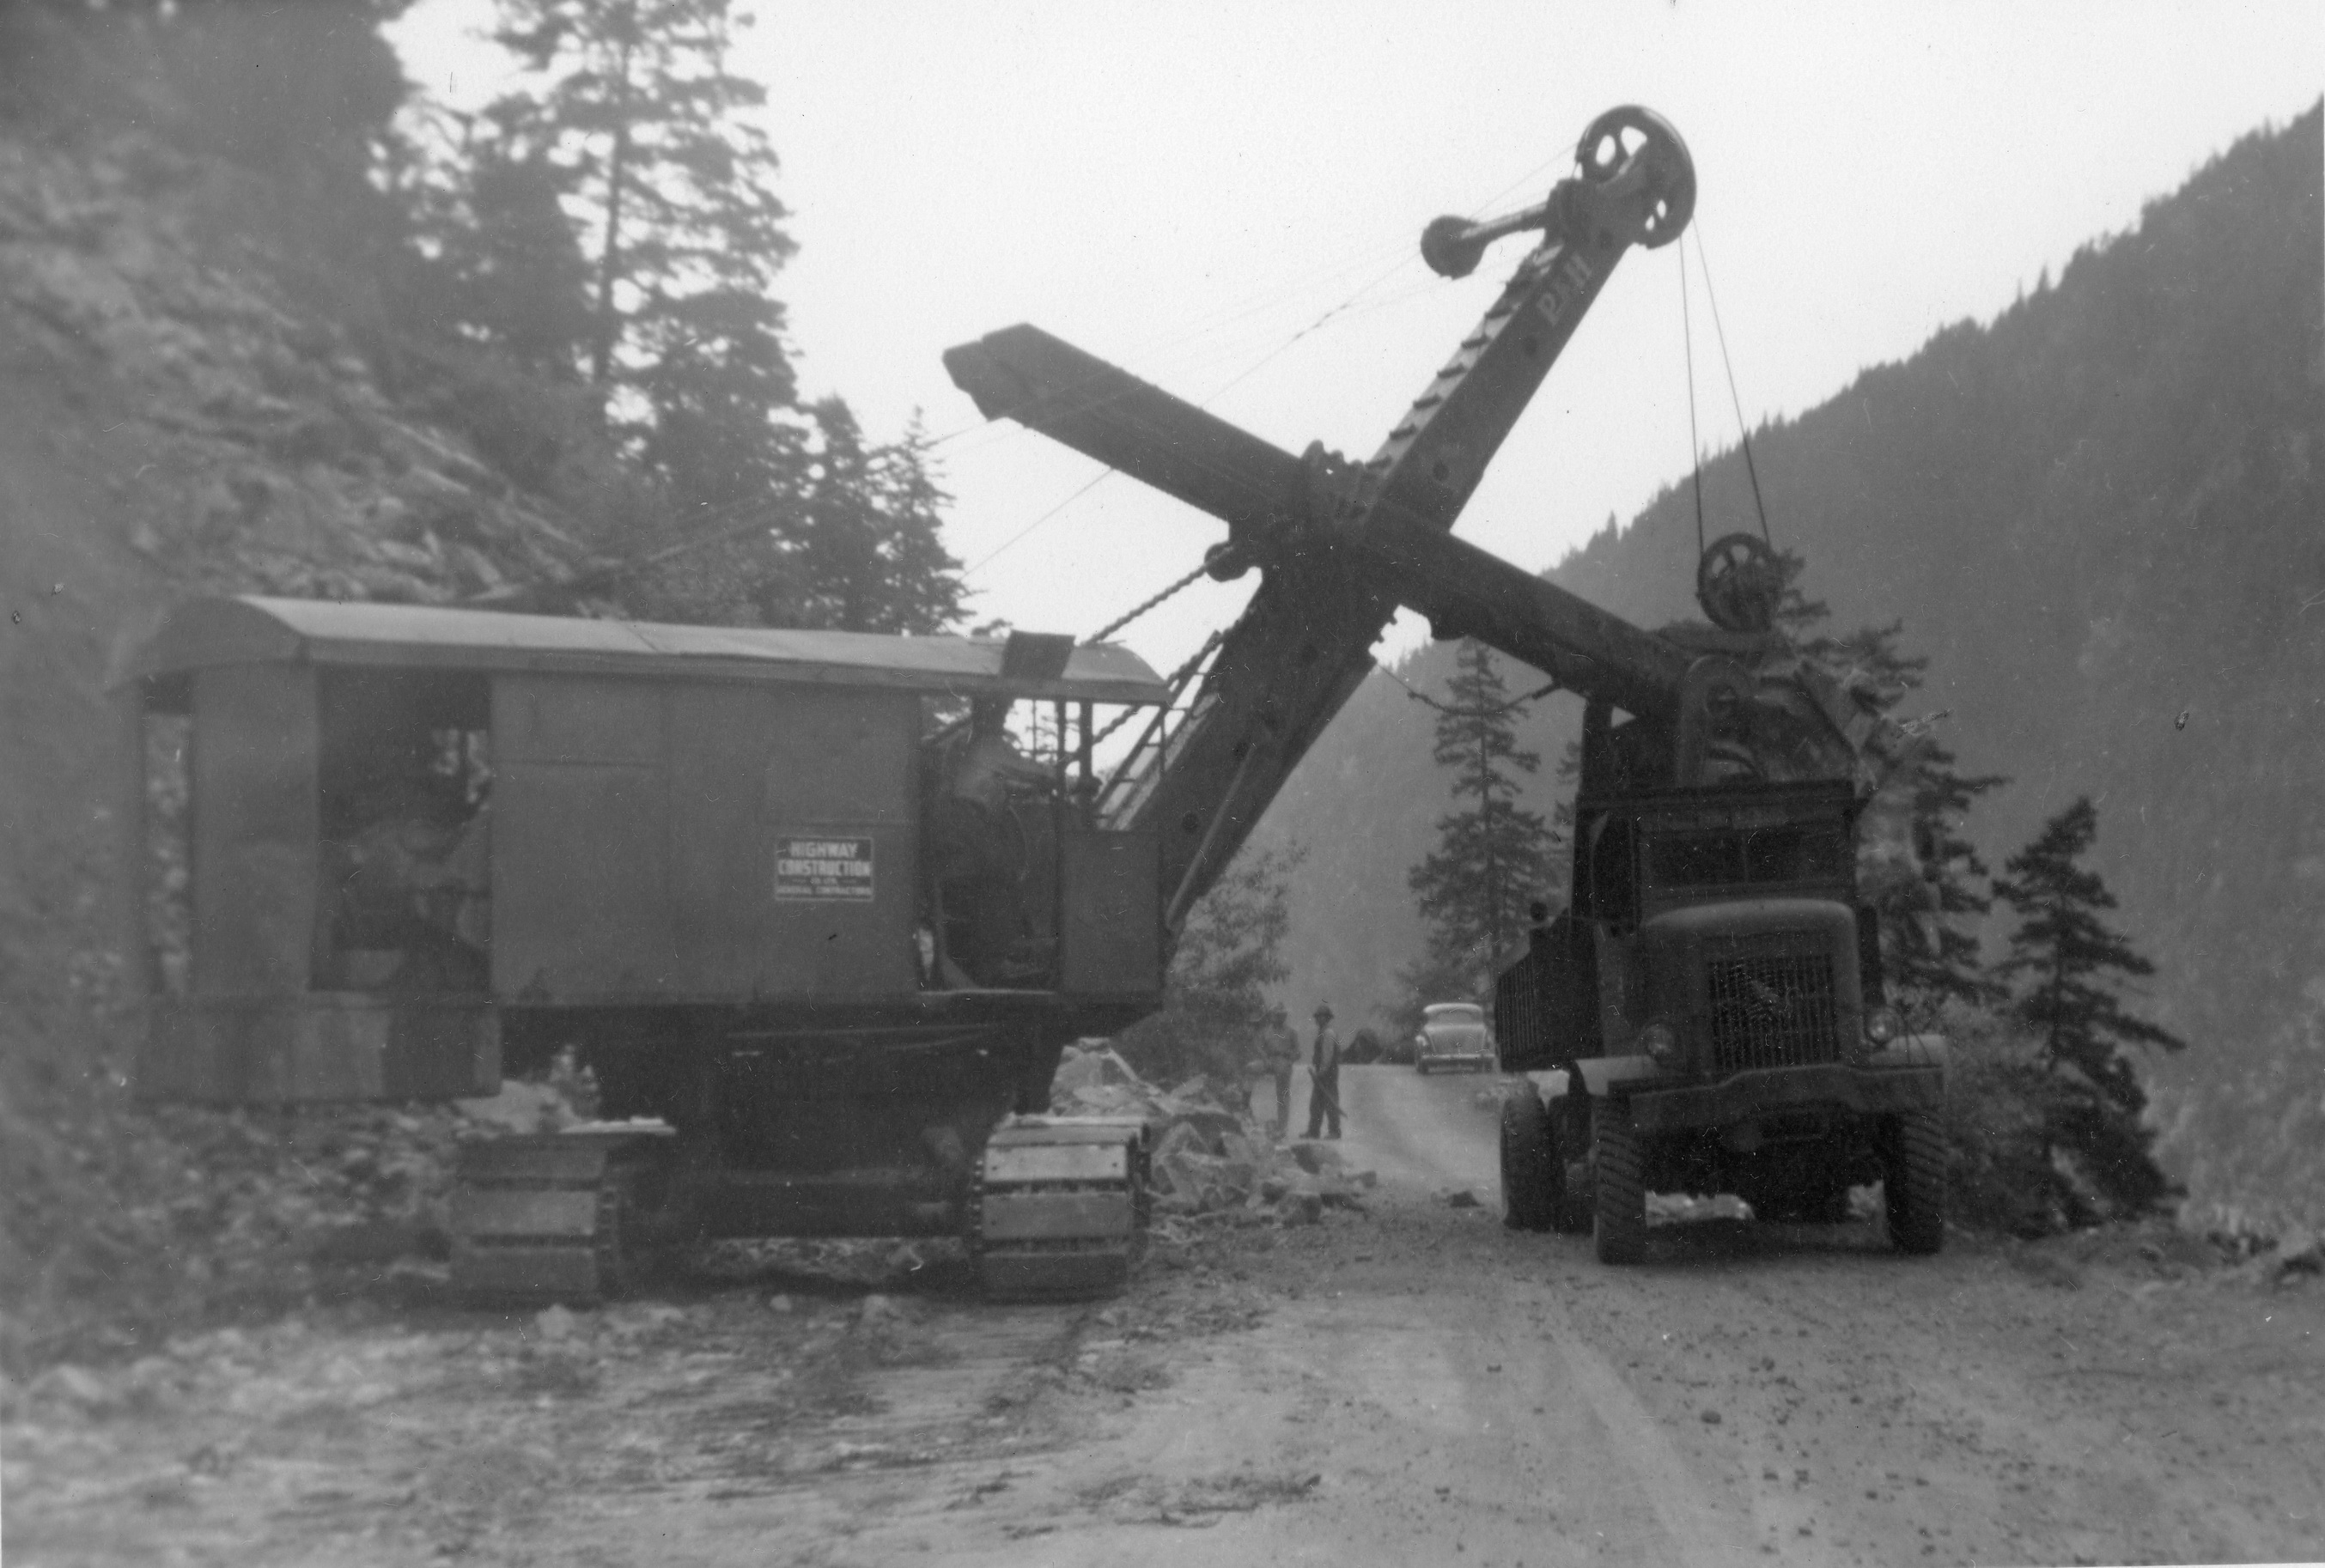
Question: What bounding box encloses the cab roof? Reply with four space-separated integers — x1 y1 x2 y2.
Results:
118 597 1170 706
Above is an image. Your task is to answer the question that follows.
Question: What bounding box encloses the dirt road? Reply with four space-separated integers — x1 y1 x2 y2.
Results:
9 1066 2322 1566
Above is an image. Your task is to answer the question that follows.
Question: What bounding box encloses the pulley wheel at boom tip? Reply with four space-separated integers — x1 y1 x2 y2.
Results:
1574 105 1695 250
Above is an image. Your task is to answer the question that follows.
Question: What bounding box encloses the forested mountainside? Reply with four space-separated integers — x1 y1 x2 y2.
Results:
1251 106 2324 1222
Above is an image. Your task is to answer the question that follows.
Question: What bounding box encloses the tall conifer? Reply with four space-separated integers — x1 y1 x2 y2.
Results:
1993 796 2185 1215
1772 551 2005 1017
1397 641 1559 1023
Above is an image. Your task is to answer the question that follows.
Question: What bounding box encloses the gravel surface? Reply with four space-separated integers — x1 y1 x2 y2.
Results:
7 1066 2321 1566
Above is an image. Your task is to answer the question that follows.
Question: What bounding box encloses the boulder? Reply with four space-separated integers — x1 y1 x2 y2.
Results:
1214 1153 1258 1196
1152 1120 1206 1164
1155 1148 1257 1213
1149 1097 1244 1151
1287 1140 1345 1176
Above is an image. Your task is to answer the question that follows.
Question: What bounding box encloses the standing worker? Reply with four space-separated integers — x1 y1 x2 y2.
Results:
1304 1003 1344 1140
1260 1008 1300 1140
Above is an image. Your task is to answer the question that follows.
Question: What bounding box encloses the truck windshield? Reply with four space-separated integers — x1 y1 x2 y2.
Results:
1646 823 1850 890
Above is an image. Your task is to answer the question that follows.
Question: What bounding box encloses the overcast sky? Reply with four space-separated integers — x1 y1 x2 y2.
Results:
389 1 2321 677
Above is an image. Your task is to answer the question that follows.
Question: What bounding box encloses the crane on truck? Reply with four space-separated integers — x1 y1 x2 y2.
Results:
946 104 1949 1264
113 104 1934 1305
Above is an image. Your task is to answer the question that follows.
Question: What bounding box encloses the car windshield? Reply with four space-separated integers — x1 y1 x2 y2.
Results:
1426 1006 1482 1024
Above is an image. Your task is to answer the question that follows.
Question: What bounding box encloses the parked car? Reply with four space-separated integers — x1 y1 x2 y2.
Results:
1413 1002 1495 1073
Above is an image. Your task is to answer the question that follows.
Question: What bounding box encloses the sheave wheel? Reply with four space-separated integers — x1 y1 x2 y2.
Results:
1592 1116 1649 1265
1884 1112 1948 1255
1499 1087 1556 1232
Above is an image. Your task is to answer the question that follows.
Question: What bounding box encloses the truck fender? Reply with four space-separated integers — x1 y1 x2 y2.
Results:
1571 1054 1662 1099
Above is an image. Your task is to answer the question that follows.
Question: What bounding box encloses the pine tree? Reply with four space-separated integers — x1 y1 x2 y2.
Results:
482 0 799 501
1543 739 1579 909
429 131 598 377
762 405 967 635
1993 796 2186 1216
1893 732 2009 1015
1772 552 2006 1018
401 0 969 633
1403 641 1559 1003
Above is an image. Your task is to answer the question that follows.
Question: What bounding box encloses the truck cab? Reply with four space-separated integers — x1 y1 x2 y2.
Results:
1496 778 1948 1261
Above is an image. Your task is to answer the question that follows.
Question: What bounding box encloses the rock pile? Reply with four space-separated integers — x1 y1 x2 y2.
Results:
1049 1043 1374 1226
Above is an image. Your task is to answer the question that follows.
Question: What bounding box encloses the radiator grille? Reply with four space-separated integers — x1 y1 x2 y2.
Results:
1707 950 1839 1071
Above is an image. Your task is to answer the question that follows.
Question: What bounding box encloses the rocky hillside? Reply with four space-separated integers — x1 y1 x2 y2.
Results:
1253 106 2324 1225
0 7 633 1353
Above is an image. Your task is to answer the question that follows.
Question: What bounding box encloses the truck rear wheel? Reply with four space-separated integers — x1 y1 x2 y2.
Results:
1592 1117 1648 1264
1499 1086 1556 1231
1883 1112 1947 1255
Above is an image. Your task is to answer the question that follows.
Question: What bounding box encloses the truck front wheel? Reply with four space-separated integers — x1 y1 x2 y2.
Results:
1500 1086 1557 1231
1883 1112 1948 1255
1592 1117 1649 1265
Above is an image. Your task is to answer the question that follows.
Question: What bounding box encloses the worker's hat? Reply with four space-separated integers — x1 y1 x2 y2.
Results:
1313 1003 1334 1021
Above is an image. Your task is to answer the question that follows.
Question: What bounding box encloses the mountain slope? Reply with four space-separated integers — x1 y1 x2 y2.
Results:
1252 106 2324 1219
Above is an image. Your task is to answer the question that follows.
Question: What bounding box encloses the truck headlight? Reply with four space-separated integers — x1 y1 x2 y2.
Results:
1865 1006 1901 1047
1639 1019 1679 1067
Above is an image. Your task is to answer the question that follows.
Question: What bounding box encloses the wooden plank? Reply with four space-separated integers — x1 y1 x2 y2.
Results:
984 1142 1130 1183
449 1188 600 1239
979 1191 1134 1242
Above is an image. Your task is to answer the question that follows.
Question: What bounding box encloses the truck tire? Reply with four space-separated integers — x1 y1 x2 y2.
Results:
1500 1085 1556 1231
1592 1117 1649 1265
1884 1112 1947 1255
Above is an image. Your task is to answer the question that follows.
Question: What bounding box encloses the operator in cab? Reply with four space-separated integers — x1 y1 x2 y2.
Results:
926 697 1055 987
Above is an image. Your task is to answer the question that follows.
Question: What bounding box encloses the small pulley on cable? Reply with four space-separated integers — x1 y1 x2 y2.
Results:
1695 532 1783 634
